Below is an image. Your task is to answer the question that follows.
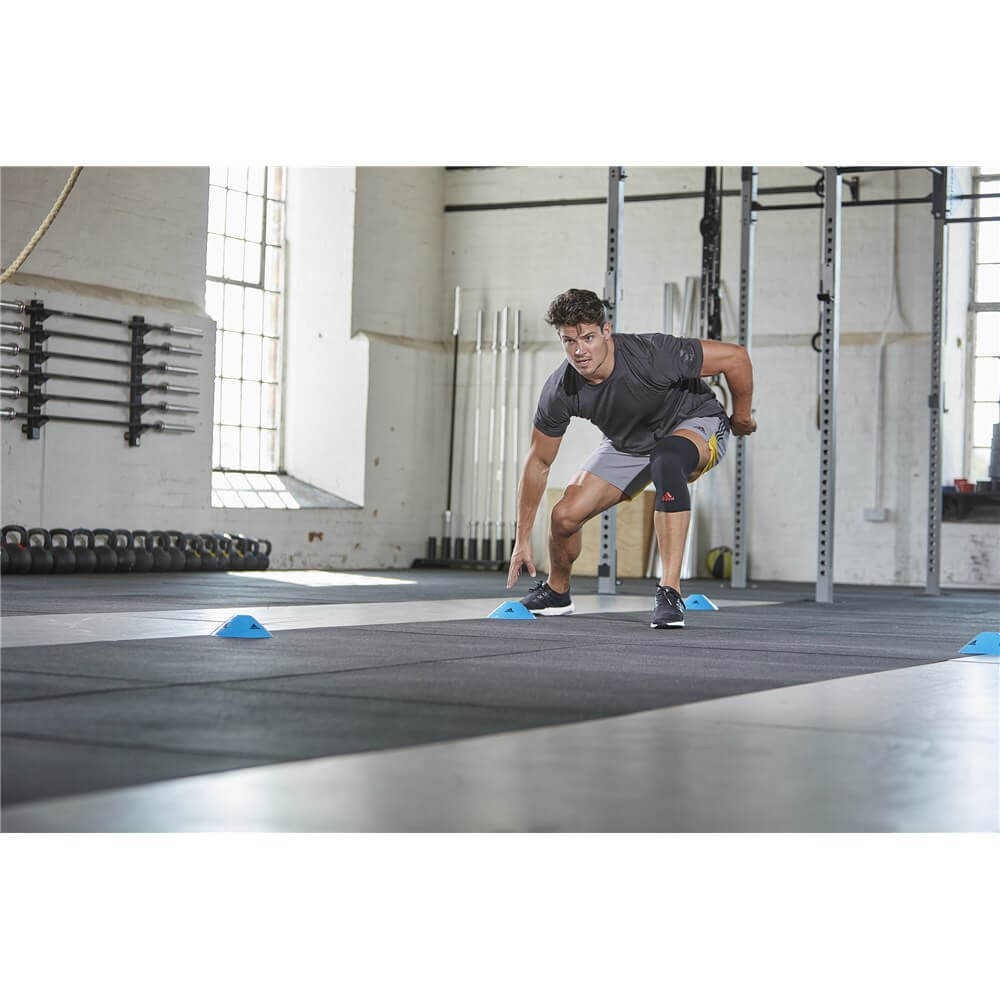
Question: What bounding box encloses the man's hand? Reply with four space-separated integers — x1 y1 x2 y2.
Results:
506 544 536 589
730 413 757 436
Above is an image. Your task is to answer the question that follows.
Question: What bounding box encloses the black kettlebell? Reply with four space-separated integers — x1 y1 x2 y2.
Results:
1 543 8 575
2 525 33 575
257 538 272 571
50 529 78 573
165 530 189 571
211 533 233 571
92 529 118 572
222 533 245 571
183 533 203 571
131 530 155 572
113 529 137 572
149 531 173 572
233 534 259 570
199 533 220 571
71 529 98 573
26 528 55 574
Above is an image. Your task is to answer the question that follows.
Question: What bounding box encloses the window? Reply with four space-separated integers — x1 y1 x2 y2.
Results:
205 167 286 489
970 167 1000 483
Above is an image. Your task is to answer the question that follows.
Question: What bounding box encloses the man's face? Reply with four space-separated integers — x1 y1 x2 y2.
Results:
559 322 611 377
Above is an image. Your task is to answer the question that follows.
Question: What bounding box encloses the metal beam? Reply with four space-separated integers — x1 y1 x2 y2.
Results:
816 168 843 604
925 167 951 596
598 167 626 595
732 167 758 590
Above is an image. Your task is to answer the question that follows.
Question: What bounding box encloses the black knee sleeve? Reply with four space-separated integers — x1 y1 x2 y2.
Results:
651 436 701 512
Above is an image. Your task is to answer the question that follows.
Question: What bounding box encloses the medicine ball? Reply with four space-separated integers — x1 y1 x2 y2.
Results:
706 545 732 580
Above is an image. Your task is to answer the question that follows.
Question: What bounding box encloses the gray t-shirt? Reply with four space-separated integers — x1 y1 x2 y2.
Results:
533 333 726 455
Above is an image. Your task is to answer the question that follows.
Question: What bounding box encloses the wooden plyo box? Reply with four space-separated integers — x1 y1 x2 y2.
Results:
544 487 656 578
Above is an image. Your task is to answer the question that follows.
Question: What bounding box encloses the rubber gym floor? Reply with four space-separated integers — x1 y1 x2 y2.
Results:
1 569 996 832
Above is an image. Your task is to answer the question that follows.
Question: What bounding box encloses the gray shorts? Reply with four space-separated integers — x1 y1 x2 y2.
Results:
580 414 731 498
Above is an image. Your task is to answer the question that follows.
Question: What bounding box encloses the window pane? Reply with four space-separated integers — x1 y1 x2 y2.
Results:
246 195 264 241
240 427 261 469
212 424 220 468
261 383 277 426
243 241 261 284
977 180 1000 200
263 292 280 336
261 429 277 471
212 471 229 490
206 234 224 277
241 379 261 426
976 313 1000 356
261 492 286 509
218 491 246 509
264 246 282 291
970 447 990 482
242 334 262 381
247 167 266 196
977 263 1000 302
223 284 243 331
220 426 240 467
973 402 1000 446
215 331 224 377
209 166 228 187
222 331 242 379
213 374 222 419
262 337 279 381
267 167 285 201
224 237 244 281
975 357 1000 402
247 473 271 490
266 200 284 245
278 492 299 510
228 472 251 490
221 376 242 423
266 474 284 489
243 287 263 335
208 186 226 234
228 168 248 193
225 190 247 238
977 221 1000 265
205 280 224 325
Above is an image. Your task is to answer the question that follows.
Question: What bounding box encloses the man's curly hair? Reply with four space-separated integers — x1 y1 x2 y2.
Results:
544 288 608 329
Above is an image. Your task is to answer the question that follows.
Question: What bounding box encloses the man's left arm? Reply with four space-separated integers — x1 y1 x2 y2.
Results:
699 340 757 436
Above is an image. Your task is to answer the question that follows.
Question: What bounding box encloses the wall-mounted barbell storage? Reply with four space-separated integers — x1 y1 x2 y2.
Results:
0 297 203 445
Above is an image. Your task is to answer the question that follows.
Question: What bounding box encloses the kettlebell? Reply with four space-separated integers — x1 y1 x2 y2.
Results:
257 538 272 571
149 531 173 572
199 533 220 571
165 530 189 571
183 533 203 571
233 533 258 570
113 529 137 572
2 525 33 575
222 533 245 571
71 529 98 573
93 529 119 572
27 528 56 574
211 533 233 571
50 529 78 573
131 530 155 572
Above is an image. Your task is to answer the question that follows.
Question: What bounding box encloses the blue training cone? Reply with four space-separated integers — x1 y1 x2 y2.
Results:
959 632 1000 655
683 594 719 611
488 600 536 620
214 614 272 639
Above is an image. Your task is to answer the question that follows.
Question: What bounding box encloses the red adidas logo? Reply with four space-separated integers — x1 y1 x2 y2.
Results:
661 490 674 502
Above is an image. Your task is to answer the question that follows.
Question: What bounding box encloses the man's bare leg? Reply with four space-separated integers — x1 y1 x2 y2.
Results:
547 471 624 593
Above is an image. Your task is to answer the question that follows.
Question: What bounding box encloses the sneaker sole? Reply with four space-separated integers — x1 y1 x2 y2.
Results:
650 621 685 628
528 604 575 616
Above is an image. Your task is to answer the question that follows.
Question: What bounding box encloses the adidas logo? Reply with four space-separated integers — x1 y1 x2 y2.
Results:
661 490 674 502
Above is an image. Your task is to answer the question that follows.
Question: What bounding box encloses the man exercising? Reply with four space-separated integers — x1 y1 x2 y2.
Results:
506 287 756 628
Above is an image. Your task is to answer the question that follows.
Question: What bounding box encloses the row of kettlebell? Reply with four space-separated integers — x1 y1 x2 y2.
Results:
0 526 273 574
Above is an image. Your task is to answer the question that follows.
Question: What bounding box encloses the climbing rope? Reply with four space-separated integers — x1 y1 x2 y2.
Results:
0 167 84 284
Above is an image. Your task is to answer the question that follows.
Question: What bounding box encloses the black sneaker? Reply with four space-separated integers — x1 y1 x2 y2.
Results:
651 585 685 628
520 580 575 616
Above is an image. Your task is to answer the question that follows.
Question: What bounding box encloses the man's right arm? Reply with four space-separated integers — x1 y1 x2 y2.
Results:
506 428 562 588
